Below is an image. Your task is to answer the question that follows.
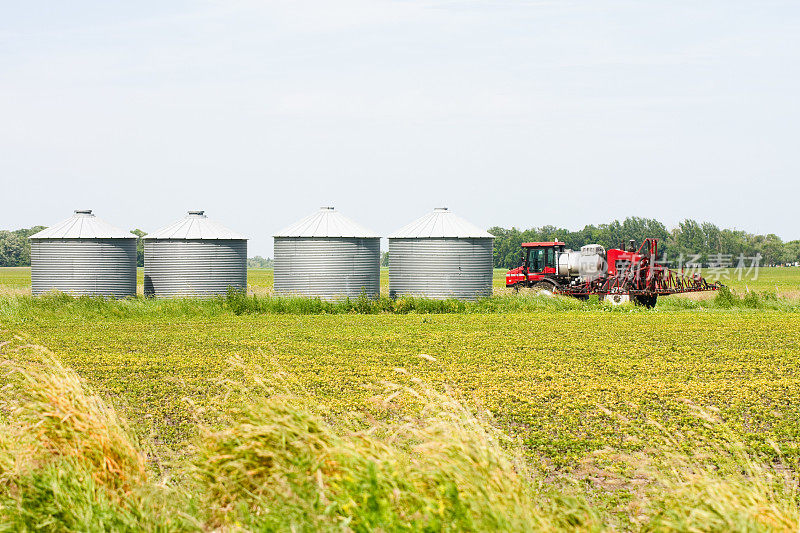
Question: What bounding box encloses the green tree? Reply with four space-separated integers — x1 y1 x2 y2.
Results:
701 222 721 257
488 226 524 269
755 234 783 266
0 226 46 266
247 256 274 268
0 232 25 266
670 219 706 263
130 229 147 267
782 241 800 264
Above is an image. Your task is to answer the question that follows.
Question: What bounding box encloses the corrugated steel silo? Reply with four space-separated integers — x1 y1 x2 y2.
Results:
143 211 247 298
273 207 380 300
29 210 137 298
388 207 494 300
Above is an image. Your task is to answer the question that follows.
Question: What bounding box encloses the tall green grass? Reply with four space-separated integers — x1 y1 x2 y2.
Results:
191 383 582 531
0 286 796 322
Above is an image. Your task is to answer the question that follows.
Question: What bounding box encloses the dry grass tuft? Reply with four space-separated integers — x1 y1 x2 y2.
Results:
0 344 145 493
0 338 191 531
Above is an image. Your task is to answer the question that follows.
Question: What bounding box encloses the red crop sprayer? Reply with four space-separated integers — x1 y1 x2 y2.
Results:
506 238 722 307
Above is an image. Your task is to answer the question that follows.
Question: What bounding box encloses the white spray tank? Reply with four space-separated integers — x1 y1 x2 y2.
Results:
557 245 607 281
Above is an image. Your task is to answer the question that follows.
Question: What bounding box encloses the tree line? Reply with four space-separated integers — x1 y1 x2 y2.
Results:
489 217 800 269
3 218 799 269
0 227 46 267
247 256 274 268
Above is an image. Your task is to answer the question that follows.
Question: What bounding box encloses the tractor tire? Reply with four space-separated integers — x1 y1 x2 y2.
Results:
532 281 557 293
633 295 658 308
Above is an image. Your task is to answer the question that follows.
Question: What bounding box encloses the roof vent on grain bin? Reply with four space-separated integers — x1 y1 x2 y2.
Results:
273 207 380 301
388 207 494 300
28 209 137 298
142 211 247 298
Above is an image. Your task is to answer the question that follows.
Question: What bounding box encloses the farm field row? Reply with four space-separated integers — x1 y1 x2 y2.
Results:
1 266 797 297
4 307 800 469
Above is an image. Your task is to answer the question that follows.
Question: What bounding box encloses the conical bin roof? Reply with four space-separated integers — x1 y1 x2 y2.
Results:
274 207 379 238
388 208 493 239
29 210 134 240
144 211 246 240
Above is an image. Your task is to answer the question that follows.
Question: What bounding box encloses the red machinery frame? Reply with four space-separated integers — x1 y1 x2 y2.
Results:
506 239 721 304
559 239 721 298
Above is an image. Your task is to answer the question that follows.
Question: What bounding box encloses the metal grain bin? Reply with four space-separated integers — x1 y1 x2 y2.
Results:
273 207 380 300
143 211 247 298
29 210 137 298
388 207 494 300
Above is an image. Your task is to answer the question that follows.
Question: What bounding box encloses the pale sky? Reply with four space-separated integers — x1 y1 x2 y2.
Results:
1 1 798 257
